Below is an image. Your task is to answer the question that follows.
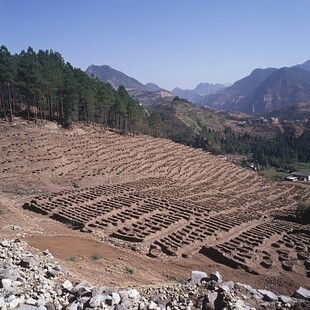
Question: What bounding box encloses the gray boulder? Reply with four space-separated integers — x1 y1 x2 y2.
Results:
61 280 73 292
278 295 295 304
294 287 310 300
258 289 278 301
111 292 121 305
190 270 208 285
205 292 218 310
1 278 12 289
210 271 222 284
1 240 11 247
16 306 37 310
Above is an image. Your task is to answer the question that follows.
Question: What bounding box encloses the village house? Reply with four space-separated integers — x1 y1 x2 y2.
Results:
290 171 310 181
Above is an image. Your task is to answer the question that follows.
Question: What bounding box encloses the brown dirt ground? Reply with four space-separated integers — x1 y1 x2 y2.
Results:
0 119 309 296
0 194 305 295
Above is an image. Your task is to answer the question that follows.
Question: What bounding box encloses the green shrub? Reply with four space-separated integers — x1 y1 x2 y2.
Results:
125 266 134 275
296 202 310 224
90 253 102 260
68 256 78 262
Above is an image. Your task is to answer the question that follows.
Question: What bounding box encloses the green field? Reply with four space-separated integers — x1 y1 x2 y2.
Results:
258 168 288 182
259 162 310 182
292 162 310 171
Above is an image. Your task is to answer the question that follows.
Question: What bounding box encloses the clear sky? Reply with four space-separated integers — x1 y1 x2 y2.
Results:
1 0 310 90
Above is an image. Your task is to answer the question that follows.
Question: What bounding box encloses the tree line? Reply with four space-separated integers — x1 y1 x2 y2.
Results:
0 46 146 131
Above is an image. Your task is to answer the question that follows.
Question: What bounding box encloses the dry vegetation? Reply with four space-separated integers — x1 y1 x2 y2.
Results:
0 118 309 293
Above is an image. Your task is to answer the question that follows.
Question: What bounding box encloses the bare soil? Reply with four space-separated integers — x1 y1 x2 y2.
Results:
0 119 309 295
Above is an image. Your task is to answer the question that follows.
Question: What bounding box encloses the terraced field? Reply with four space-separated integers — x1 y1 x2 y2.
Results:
1 120 309 281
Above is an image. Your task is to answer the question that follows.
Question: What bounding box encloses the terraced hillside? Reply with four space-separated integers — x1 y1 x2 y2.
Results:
1 120 309 281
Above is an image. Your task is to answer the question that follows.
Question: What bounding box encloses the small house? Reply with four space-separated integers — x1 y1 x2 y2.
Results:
291 171 310 181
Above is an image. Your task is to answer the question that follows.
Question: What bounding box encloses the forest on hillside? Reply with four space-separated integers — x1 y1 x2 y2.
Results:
150 104 310 170
0 46 146 131
0 46 309 171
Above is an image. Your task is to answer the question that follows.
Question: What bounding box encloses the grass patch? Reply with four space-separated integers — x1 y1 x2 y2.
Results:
259 168 288 182
90 253 102 260
125 266 134 275
292 162 310 171
166 275 185 283
67 256 78 262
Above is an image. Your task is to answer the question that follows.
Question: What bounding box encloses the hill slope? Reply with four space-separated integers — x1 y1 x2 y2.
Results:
267 101 310 121
1 120 309 285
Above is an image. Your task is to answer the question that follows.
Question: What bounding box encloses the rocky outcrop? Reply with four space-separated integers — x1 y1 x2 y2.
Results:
1 239 310 309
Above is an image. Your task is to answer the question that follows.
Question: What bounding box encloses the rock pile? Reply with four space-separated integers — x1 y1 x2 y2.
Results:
1 239 310 310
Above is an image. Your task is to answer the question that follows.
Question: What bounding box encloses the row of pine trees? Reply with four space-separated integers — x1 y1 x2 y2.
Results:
0 46 146 131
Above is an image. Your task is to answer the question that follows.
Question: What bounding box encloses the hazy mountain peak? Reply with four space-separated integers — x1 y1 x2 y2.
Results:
296 60 310 72
85 64 149 92
171 82 226 104
204 65 310 115
145 82 163 92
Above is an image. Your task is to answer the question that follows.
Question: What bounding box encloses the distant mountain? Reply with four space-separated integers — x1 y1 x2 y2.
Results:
86 65 174 108
204 68 277 112
172 82 225 104
296 60 310 72
145 82 163 92
85 65 149 93
250 67 310 114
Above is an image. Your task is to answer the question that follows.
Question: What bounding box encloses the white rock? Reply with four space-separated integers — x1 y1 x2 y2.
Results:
26 297 37 305
43 249 50 255
112 292 121 305
62 280 73 291
2 278 12 289
234 299 246 310
36 298 46 306
294 287 310 300
10 298 20 309
190 270 208 285
8 294 17 302
148 301 157 309
128 289 140 299
16 306 37 310
207 291 218 309
0 297 5 307
13 280 23 287
1 240 10 247
279 295 294 304
258 289 278 301
89 295 106 307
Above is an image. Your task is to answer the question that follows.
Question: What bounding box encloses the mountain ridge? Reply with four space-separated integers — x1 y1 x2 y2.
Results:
85 64 149 92
172 82 226 104
203 62 310 114
86 60 310 115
